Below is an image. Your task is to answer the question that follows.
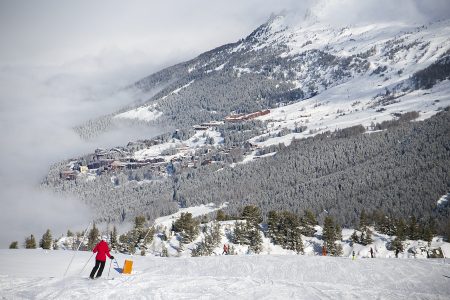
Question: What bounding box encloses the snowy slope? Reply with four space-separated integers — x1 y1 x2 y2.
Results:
1 249 450 299
113 15 450 160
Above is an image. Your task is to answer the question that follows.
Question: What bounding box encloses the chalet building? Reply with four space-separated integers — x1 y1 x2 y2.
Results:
201 159 212 166
87 162 101 169
193 125 209 131
80 166 88 174
200 121 224 127
224 109 270 122
60 170 77 180
111 161 126 171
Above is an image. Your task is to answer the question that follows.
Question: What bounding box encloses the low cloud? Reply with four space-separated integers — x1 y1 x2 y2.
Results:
0 62 163 248
312 0 450 25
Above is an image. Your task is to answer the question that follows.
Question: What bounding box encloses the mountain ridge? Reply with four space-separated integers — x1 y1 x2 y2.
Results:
49 15 450 231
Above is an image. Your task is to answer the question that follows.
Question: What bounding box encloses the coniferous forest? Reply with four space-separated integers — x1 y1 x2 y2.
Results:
43 108 450 236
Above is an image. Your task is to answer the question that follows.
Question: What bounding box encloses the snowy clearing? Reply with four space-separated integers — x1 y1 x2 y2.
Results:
1 249 449 299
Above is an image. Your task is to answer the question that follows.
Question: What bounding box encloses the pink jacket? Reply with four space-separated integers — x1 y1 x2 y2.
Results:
92 240 112 261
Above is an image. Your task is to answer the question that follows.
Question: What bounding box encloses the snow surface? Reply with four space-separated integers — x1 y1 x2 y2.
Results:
133 128 223 162
114 103 162 122
3 204 450 299
249 79 450 150
437 193 449 207
153 203 227 229
1 249 450 299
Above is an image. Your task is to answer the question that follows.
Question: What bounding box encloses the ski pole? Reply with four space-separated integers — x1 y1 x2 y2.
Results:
79 253 94 275
107 259 112 279
114 258 121 273
64 222 91 277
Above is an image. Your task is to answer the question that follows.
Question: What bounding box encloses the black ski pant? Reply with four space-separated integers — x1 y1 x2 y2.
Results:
90 260 106 278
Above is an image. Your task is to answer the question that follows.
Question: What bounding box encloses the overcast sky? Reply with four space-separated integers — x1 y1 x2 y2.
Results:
0 0 449 248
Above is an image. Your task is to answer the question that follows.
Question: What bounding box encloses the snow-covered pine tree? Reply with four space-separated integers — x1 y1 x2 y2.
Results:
215 209 227 221
118 215 150 254
233 221 249 245
173 212 199 244
53 239 59 250
277 211 304 254
355 210 373 245
361 228 373 246
87 223 100 250
267 210 281 244
350 230 359 245
25 234 36 249
407 216 419 240
110 226 118 250
241 205 262 227
322 216 342 256
300 209 317 237
39 229 52 250
358 209 369 231
248 226 263 254
445 220 450 242
191 222 221 257
395 218 407 241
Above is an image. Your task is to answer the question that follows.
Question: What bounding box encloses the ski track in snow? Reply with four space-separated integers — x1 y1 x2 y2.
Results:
1 250 450 299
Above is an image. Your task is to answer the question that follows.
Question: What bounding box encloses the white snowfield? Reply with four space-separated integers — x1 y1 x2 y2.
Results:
0 249 449 299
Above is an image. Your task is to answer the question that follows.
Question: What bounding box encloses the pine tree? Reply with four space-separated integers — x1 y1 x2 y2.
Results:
267 210 280 244
191 222 222 257
395 218 407 241
359 209 369 231
422 225 433 246
335 224 342 241
87 223 100 250
361 228 373 245
216 209 227 221
322 216 341 256
25 234 37 249
322 216 335 247
40 229 53 250
407 216 419 240
350 230 359 245
173 213 199 244
445 219 450 243
67 230 74 237
300 210 317 237
9 241 18 249
248 227 263 254
233 221 249 244
241 205 262 227
110 226 118 250
391 237 404 252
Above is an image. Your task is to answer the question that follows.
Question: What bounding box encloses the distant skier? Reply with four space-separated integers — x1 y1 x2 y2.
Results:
352 251 356 260
370 247 374 258
222 244 228 255
90 236 114 279
395 248 400 258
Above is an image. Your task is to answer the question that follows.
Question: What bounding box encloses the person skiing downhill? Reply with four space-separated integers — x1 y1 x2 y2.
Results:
90 236 114 279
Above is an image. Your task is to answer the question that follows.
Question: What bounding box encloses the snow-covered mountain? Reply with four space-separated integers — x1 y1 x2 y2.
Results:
46 15 450 231
107 14 450 133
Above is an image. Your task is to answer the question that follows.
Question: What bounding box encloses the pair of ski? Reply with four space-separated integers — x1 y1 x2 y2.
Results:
88 276 115 280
